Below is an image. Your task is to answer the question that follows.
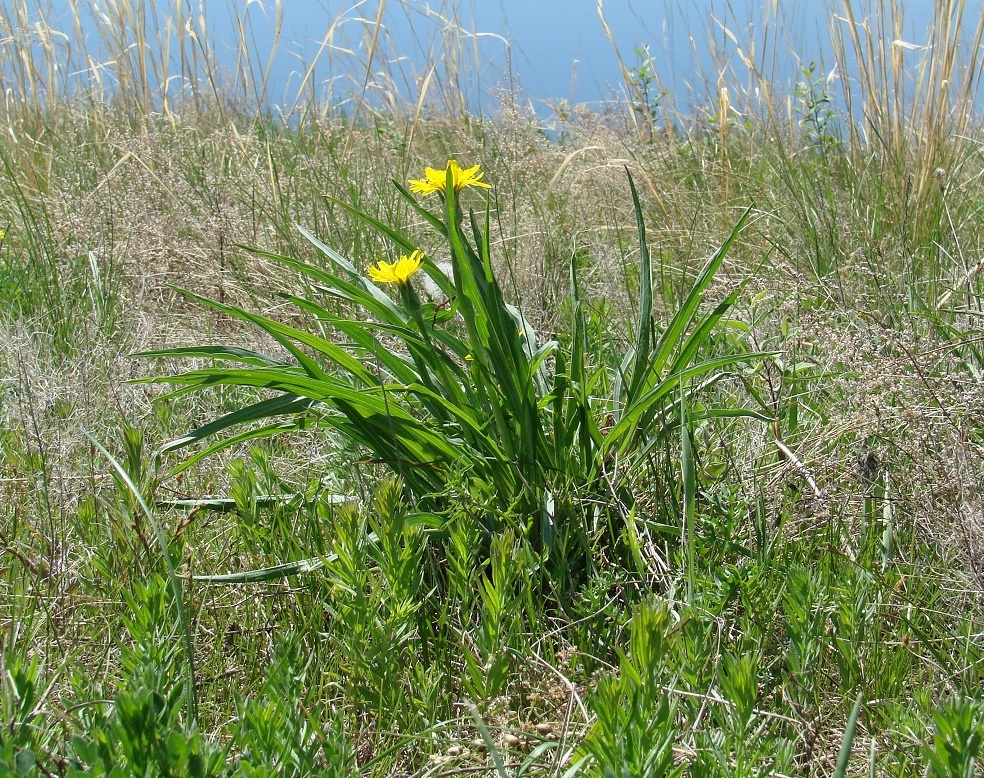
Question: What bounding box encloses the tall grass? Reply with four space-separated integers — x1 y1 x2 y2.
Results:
2 0 984 775
0 0 501 124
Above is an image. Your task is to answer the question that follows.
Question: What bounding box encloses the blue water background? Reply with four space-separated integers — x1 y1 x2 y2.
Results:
9 0 971 119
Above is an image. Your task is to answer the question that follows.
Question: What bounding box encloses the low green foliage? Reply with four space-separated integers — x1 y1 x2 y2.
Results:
3 3 984 773
572 603 683 777
925 699 984 778
66 578 223 777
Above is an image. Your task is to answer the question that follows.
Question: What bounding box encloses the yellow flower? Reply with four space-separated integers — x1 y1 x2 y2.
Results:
367 250 424 285
408 160 492 196
0 229 6 241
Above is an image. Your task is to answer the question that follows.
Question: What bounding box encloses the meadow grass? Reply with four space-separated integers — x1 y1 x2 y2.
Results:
2 1 984 775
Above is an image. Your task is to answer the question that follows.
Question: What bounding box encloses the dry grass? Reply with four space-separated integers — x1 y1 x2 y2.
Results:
2 0 984 774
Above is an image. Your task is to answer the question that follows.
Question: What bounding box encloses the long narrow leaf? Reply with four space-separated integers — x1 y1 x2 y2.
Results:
280 294 427 386
603 351 774 453
625 170 654 402
832 692 865 778
666 289 745 379
146 367 463 462
649 207 752 378
159 394 315 456
392 180 451 238
681 381 695 606
245 245 405 325
165 418 315 477
193 555 329 583
170 287 375 384
133 345 288 368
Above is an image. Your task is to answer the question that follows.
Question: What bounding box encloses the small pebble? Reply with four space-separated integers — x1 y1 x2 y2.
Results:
447 746 463 757
471 738 487 751
503 733 521 748
534 722 553 736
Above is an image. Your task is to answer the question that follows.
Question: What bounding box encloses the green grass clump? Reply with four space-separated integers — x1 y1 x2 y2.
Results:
132 161 763 600
3 0 984 775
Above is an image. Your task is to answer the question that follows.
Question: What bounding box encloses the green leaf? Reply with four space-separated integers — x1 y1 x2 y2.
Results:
132 344 288 367
168 287 374 384
158 394 315 456
14 748 36 775
681 382 695 606
832 691 864 778
625 170 654 403
193 555 331 583
650 207 752 376
604 351 773 454
248 243 406 325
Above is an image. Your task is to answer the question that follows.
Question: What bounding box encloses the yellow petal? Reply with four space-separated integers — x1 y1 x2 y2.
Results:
367 250 423 285
408 160 492 196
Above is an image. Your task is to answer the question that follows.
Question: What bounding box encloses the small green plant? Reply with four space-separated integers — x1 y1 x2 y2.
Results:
629 45 664 131
67 576 225 777
230 639 355 776
137 161 761 593
794 61 840 152
0 653 47 776
323 478 430 722
926 699 984 778
782 565 827 705
572 602 682 777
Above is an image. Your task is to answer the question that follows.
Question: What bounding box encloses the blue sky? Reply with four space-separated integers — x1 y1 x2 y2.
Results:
256 0 941 109
35 0 951 112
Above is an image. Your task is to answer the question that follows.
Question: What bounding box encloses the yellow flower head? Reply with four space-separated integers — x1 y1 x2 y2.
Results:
408 160 492 196
367 249 424 285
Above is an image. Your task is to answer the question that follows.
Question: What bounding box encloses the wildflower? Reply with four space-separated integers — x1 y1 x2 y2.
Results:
408 160 492 196
367 250 424 286
0 229 6 241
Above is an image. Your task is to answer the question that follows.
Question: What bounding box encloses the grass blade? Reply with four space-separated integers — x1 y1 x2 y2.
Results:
625 169 654 403
833 691 865 778
681 381 695 606
193 556 330 583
